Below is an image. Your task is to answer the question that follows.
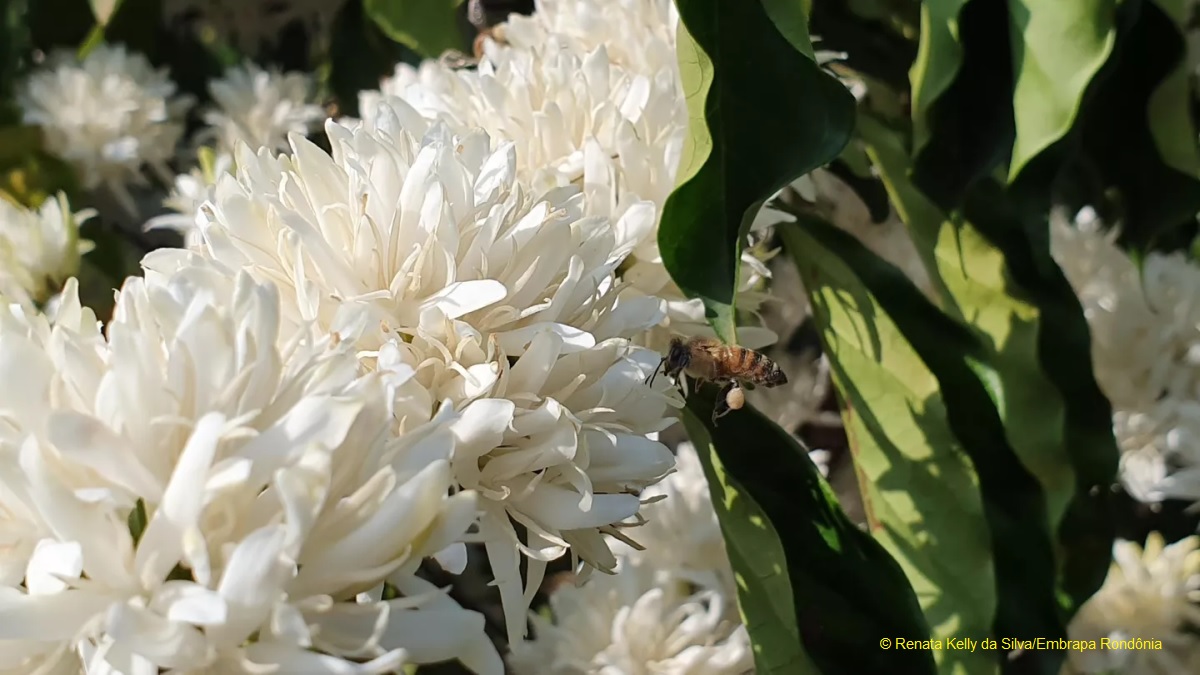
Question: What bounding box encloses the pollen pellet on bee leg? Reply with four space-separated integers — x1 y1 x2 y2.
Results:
724 384 745 411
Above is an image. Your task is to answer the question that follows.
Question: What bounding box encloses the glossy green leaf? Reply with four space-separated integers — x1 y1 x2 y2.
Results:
681 391 936 675
842 116 1119 670
780 221 996 675
785 217 1069 675
1006 0 1117 180
908 0 970 161
362 0 466 59
659 0 854 343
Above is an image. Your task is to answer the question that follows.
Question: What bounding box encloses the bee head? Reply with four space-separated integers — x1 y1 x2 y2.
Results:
765 363 788 387
646 337 690 387
664 337 691 377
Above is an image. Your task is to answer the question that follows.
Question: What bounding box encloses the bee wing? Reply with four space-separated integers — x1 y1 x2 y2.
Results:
693 338 729 360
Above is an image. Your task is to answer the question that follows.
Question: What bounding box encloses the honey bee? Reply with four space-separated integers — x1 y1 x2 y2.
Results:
436 0 518 69
646 337 787 423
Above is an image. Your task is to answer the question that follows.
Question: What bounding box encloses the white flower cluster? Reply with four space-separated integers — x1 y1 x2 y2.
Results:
7 0 792 670
1050 207 1200 504
148 108 681 644
148 61 326 247
508 443 754 674
199 61 326 154
0 267 501 672
1065 533 1200 674
357 0 777 351
17 44 194 216
0 193 94 307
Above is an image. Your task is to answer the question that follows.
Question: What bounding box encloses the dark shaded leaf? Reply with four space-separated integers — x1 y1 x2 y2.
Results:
659 0 855 343
828 151 890 224
909 0 1014 209
329 0 419 119
681 391 935 675
808 0 919 90
0 0 30 123
1074 0 1200 252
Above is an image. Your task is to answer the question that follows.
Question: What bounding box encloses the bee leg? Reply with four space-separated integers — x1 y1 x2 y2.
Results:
711 401 727 425
438 50 480 69
711 381 736 425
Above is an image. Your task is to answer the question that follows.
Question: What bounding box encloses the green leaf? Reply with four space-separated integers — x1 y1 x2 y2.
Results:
910 0 1016 209
1006 0 1118 180
844 115 1119 671
362 0 466 59
659 0 855 344
681 392 936 675
779 220 997 675
785 216 1070 675
1074 0 1200 251
908 0 970 161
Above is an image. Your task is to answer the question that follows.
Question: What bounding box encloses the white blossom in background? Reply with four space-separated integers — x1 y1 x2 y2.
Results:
499 0 680 76
199 61 325 153
164 0 349 55
144 147 234 247
1050 208 1200 503
0 264 502 674
145 116 679 644
614 442 734 596
508 440 834 674
17 44 193 216
357 0 780 351
0 193 95 306
149 62 322 246
1064 533 1200 675
507 560 753 675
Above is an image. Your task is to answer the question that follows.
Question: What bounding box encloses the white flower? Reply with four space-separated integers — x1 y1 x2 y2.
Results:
1065 533 1200 675
0 193 95 306
144 117 678 644
1050 208 1200 504
200 61 325 153
507 559 753 675
615 442 733 596
357 3 780 351
499 0 680 76
0 263 502 674
17 44 193 215
144 147 235 248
